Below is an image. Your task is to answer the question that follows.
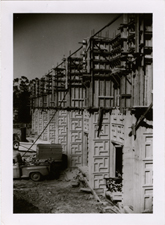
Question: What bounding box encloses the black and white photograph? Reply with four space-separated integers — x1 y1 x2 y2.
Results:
1 1 165 225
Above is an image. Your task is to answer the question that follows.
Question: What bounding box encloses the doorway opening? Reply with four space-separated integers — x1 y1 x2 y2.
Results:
115 146 123 178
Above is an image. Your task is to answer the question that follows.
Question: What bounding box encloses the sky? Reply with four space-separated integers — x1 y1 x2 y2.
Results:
14 14 122 81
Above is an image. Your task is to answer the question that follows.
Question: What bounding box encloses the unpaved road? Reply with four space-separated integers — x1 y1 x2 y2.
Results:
14 175 117 214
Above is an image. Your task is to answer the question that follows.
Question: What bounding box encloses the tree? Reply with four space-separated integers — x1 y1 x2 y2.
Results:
13 76 31 123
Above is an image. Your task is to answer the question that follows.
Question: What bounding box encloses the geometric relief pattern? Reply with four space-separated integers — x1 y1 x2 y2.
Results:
93 174 108 193
111 110 124 125
58 110 67 117
71 119 82 130
39 118 42 126
49 123 55 130
70 155 82 167
94 141 109 156
144 163 153 185
58 110 67 154
94 112 110 124
58 117 67 126
71 131 82 142
144 189 153 211
43 118 48 140
111 109 125 144
144 137 153 159
69 110 83 167
71 111 83 119
83 110 90 133
94 124 109 139
34 110 39 133
49 130 55 143
38 113 43 136
91 113 110 192
143 135 153 211
39 112 42 120
43 113 48 121
49 130 55 139
58 135 67 144
43 112 48 139
43 133 47 141
94 157 109 173
111 124 124 143
71 143 82 154
58 126 67 135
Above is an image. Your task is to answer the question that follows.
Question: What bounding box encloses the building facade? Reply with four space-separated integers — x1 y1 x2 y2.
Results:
29 14 153 213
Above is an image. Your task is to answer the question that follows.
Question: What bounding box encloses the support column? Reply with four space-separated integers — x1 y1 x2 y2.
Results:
122 111 135 207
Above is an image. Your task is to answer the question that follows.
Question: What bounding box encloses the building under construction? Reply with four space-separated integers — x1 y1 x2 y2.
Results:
29 14 153 213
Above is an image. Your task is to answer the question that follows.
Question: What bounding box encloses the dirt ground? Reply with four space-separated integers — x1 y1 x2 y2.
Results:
13 170 119 214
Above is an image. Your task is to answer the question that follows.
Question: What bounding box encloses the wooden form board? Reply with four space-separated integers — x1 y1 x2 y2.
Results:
93 79 119 108
30 14 152 111
70 87 86 108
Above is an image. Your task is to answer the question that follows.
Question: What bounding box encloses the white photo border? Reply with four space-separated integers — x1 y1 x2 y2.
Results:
1 1 165 225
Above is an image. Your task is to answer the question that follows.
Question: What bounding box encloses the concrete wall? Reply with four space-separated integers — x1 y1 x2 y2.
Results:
31 107 153 213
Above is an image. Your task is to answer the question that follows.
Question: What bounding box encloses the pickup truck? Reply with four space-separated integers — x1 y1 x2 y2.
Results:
13 143 67 181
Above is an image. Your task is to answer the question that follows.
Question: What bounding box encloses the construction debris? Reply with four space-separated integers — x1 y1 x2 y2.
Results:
71 180 80 188
80 188 92 193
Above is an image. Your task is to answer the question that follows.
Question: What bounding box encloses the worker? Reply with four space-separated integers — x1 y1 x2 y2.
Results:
13 148 23 165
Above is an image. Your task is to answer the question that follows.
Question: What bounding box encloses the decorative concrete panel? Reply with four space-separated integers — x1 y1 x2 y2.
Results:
71 111 83 119
71 131 82 143
94 157 109 173
93 112 110 124
93 174 108 193
58 135 67 144
71 143 82 154
71 119 82 130
144 162 153 185
94 124 109 139
58 126 67 135
39 119 42 125
93 141 109 156
43 113 48 121
83 110 90 133
58 117 67 126
70 155 82 167
111 124 124 143
90 113 110 193
57 110 67 154
49 131 55 139
69 110 83 167
49 123 55 130
142 135 153 212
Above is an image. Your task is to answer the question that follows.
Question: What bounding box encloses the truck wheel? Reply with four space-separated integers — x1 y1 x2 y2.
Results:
30 172 41 181
13 141 19 150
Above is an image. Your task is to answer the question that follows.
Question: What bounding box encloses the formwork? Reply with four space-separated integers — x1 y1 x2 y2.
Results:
30 14 153 213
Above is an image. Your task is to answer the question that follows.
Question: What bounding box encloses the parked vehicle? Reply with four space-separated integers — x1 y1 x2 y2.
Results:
13 143 67 181
13 133 20 150
13 163 50 181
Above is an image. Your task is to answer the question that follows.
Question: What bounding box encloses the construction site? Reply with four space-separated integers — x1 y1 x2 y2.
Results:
14 14 153 214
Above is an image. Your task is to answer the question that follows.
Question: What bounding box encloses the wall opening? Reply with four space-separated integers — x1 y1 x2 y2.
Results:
115 146 123 177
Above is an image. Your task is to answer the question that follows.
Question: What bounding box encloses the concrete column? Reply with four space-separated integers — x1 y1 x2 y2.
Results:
122 111 135 207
